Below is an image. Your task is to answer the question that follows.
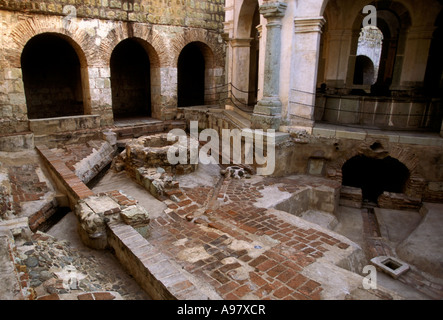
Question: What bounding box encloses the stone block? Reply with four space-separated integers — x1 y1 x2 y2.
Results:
0 132 34 152
371 256 409 279
83 195 120 214
120 205 150 227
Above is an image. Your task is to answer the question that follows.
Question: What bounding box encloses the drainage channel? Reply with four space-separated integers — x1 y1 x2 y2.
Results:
360 205 443 299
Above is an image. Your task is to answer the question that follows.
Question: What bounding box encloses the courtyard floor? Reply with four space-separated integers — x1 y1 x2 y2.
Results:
1 145 443 300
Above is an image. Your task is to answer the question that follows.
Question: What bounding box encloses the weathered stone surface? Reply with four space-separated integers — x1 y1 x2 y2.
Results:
120 205 150 226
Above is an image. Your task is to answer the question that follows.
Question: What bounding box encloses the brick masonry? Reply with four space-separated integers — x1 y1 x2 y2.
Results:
36 145 94 206
106 172 360 300
144 176 352 300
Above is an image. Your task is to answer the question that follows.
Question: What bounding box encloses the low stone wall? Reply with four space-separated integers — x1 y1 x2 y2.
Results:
0 132 34 152
316 95 442 132
340 186 363 208
107 221 209 300
378 192 422 211
275 184 340 218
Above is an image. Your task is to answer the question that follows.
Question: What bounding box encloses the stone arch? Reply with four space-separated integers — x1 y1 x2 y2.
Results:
8 15 93 68
170 29 224 68
237 0 260 39
98 24 165 119
98 23 166 68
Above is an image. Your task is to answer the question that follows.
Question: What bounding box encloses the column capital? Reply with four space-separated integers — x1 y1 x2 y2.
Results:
259 2 287 19
293 16 326 34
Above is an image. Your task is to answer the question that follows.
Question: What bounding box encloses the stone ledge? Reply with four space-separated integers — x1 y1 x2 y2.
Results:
107 221 210 300
0 132 34 152
313 123 443 147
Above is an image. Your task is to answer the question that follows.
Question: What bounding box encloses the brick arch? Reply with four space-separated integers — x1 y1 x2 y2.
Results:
326 140 420 184
10 16 94 115
170 28 224 68
98 23 167 68
8 15 93 68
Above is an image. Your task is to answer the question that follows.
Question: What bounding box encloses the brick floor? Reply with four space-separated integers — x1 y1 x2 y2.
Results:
142 175 353 300
7 164 49 214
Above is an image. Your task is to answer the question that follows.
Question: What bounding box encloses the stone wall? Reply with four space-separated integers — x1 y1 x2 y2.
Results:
0 0 225 30
0 2 226 137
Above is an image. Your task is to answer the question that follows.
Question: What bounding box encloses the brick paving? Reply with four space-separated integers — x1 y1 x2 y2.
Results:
145 175 352 300
7 142 441 300
7 164 50 214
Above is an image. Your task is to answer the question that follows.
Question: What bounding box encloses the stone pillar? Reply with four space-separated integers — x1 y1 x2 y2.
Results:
399 26 435 91
325 29 353 90
231 38 253 106
288 17 326 130
88 66 113 127
251 1 287 130
160 67 178 120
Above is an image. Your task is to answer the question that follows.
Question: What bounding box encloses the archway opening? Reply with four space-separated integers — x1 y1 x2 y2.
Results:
177 42 206 107
21 33 84 119
342 155 410 203
353 55 375 85
111 38 151 119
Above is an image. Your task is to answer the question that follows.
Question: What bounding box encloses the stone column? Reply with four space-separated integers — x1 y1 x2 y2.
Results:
231 38 253 106
325 29 353 90
251 1 287 130
398 26 435 91
288 17 326 129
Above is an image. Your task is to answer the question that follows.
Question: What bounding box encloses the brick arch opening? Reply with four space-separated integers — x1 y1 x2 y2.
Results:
110 38 155 119
342 155 410 203
21 33 86 119
177 41 215 107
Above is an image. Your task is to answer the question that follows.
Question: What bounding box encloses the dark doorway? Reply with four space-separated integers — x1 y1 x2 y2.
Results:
342 155 410 203
177 42 205 107
111 38 151 119
21 33 84 119
354 55 375 85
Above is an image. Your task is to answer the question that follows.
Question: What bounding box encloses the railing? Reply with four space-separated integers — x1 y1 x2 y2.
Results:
203 82 258 113
288 88 442 132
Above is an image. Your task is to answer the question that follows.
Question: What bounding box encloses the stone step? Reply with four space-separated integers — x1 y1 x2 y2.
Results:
225 104 253 121
223 109 252 129
112 120 187 140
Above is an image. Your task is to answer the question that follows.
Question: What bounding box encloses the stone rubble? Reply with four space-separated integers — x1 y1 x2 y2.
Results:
11 230 149 300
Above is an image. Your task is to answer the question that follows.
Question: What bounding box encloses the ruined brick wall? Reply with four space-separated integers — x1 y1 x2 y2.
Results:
0 0 226 135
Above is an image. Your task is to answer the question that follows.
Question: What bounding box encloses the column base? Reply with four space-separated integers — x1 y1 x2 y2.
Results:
251 98 282 130
251 113 281 130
